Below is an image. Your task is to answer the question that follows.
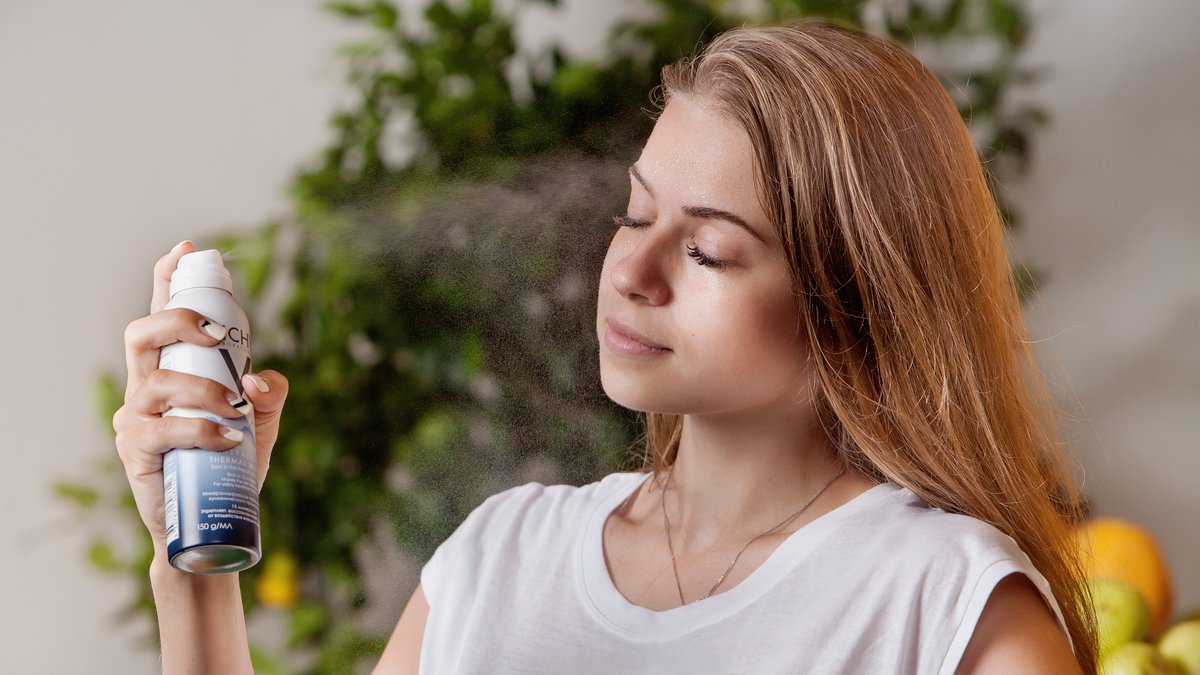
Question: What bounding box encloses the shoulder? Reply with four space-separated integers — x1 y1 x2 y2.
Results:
852 486 1031 577
859 486 1077 673
419 471 643 602
954 572 1082 674
863 488 1035 571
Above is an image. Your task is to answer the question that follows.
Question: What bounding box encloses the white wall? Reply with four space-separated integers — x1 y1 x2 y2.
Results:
1011 0 1200 615
1 0 1197 671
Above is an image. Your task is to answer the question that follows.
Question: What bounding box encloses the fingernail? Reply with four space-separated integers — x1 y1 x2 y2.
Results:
245 374 270 393
172 239 192 252
226 393 253 416
200 319 227 341
221 426 244 443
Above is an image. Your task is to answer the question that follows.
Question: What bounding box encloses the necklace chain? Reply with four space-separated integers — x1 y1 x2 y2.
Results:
660 464 846 606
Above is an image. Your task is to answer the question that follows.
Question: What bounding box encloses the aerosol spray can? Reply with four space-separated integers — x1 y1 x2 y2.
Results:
160 249 260 574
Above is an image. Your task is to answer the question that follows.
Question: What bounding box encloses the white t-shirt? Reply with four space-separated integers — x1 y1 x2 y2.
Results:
418 471 1073 674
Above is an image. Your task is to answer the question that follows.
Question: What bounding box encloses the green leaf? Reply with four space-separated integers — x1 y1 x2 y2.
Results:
314 624 389 672
550 62 600 100
324 1 372 19
288 600 331 647
370 1 399 30
239 222 278 298
87 538 120 572
988 0 1029 46
95 372 123 435
414 409 456 453
53 481 99 510
797 0 860 25
335 43 385 66
460 330 486 374
248 644 290 675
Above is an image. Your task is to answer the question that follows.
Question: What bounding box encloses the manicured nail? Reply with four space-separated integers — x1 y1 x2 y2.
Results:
171 239 192 252
245 373 270 393
221 426 244 443
200 319 227 341
226 393 253 416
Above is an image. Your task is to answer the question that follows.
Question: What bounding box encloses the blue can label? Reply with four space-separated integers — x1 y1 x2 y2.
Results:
164 415 259 557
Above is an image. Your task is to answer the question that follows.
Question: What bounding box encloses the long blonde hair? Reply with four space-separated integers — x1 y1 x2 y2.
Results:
637 20 1097 670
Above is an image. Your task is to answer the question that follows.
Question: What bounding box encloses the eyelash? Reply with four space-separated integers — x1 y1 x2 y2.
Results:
611 214 727 269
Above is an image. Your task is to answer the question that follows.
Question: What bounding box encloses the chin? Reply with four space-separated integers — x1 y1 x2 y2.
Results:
599 364 651 412
599 365 689 415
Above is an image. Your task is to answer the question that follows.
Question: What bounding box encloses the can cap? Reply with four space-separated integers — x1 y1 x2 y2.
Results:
170 249 234 297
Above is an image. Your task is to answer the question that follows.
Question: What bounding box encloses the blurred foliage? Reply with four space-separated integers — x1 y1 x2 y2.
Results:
58 0 1047 670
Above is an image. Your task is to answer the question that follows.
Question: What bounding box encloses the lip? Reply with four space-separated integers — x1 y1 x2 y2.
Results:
604 318 671 356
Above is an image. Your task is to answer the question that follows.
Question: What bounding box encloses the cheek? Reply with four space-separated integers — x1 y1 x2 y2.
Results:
762 294 806 364
696 286 805 371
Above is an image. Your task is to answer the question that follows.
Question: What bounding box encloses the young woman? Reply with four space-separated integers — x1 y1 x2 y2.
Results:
115 20 1097 674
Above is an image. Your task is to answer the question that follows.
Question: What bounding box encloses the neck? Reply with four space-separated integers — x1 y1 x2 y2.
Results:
661 408 844 554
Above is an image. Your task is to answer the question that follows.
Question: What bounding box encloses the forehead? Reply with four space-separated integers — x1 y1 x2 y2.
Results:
636 96 761 217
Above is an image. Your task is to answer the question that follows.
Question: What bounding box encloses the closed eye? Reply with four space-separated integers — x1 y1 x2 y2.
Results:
611 214 728 270
612 214 651 228
685 243 726 269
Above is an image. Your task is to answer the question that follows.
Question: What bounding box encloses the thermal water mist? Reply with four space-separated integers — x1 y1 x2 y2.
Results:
160 250 260 574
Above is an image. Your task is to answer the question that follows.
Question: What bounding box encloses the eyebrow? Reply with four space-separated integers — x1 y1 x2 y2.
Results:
629 164 766 245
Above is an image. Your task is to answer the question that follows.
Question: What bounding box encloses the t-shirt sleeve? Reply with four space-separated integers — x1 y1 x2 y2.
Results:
935 535 1075 675
418 524 454 606
418 482 543 608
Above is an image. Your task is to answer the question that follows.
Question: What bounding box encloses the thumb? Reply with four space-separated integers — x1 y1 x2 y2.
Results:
242 370 288 417
242 370 288 490
242 370 288 444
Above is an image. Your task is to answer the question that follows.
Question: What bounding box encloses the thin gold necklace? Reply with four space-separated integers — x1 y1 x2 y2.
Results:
661 463 846 606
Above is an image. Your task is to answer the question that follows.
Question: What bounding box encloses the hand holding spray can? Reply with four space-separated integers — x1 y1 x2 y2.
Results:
160 250 261 574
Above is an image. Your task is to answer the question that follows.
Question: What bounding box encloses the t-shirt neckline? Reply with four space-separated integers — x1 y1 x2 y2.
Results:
577 471 900 641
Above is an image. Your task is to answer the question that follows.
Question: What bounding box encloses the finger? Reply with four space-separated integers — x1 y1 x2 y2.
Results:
123 308 227 398
241 370 288 416
125 369 249 420
242 370 288 489
116 416 243 479
150 240 195 314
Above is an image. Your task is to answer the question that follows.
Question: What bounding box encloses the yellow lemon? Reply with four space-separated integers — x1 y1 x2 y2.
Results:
256 551 300 609
1076 518 1174 636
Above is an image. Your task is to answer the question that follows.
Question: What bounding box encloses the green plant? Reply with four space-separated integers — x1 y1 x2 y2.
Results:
57 1 1048 670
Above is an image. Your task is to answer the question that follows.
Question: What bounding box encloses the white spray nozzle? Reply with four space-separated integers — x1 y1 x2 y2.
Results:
170 249 234 296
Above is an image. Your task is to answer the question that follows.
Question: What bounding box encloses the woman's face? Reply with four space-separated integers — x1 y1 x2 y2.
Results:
596 95 811 416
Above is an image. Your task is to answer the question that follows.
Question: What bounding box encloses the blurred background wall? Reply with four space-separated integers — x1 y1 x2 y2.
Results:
1 0 1196 671
0 3 359 672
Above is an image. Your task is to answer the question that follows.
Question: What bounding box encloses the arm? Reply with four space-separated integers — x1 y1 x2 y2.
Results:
374 583 430 674
114 242 289 674
955 573 1082 675
150 548 253 674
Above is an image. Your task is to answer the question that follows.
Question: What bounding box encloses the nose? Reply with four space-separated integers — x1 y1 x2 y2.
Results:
609 227 672 306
